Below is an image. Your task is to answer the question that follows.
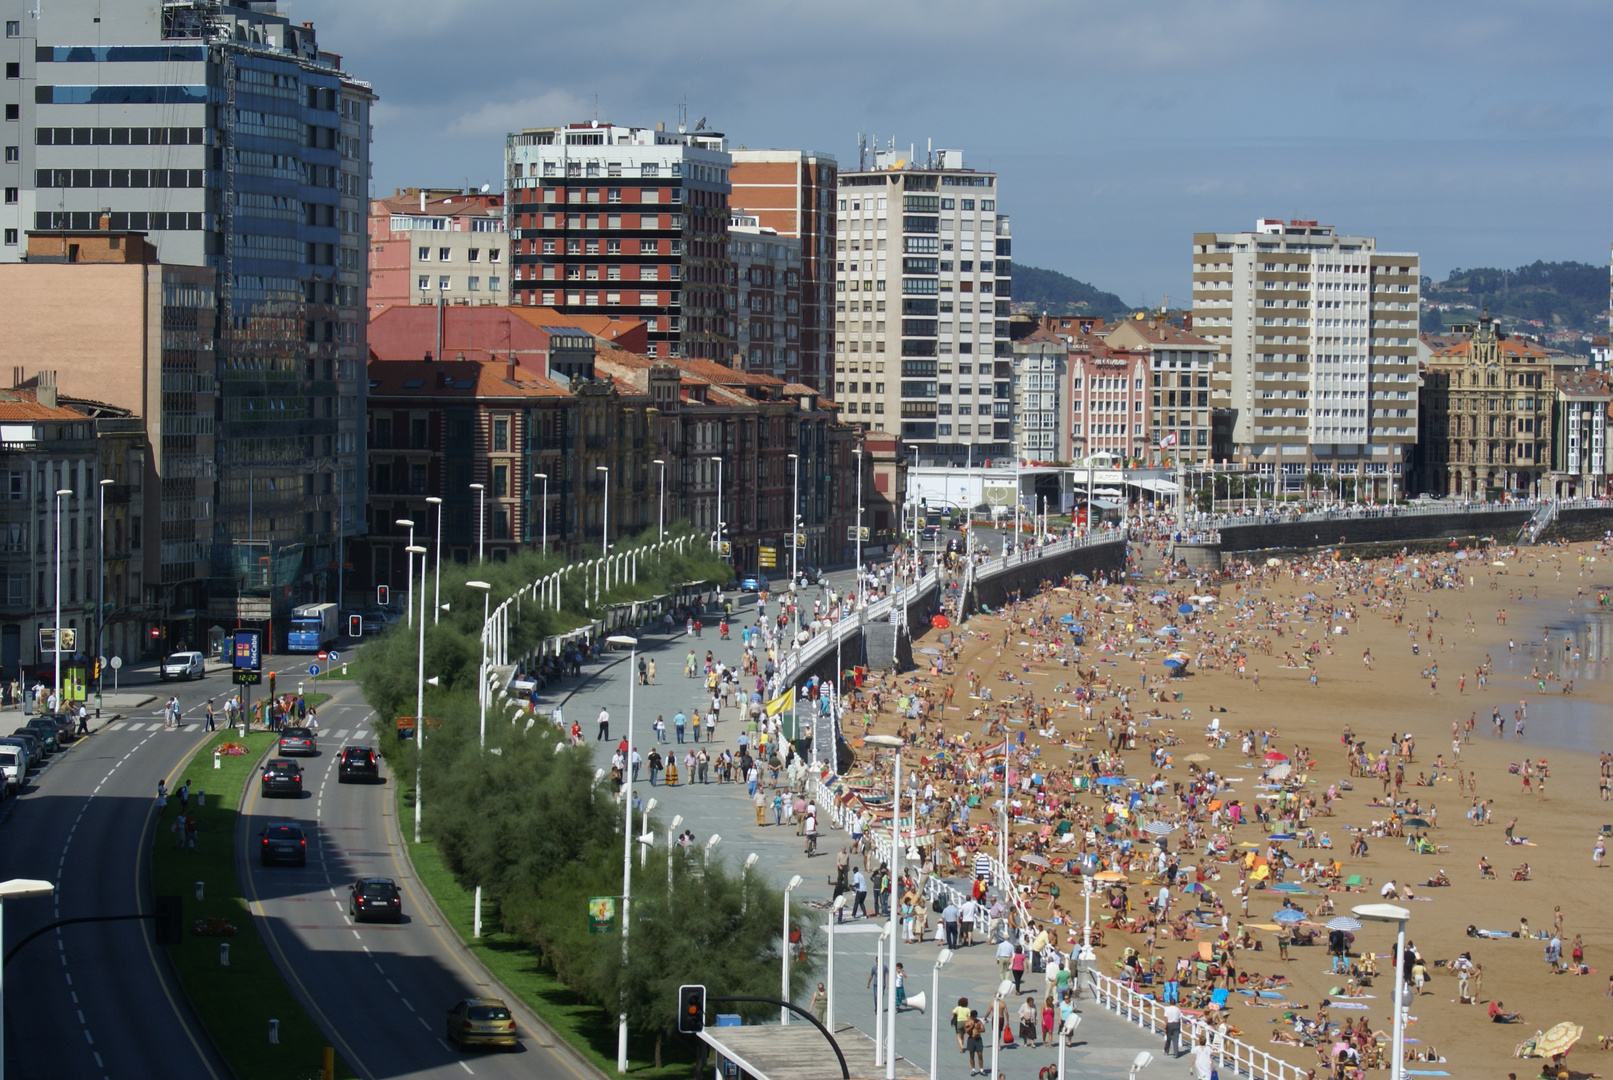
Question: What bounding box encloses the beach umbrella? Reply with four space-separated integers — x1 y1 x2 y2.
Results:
1163 657 1186 670
1405 818 1432 829
1249 865 1270 880
1325 916 1363 932
1266 763 1292 780
1021 854 1051 868
1178 603 1195 615
1184 753 1210 763
1268 833 1296 841
1094 870 1128 883
1264 751 1289 762
1237 841 1261 849
1273 909 1306 924
1095 776 1127 786
1143 821 1175 836
1535 1022 1582 1059
931 614 951 629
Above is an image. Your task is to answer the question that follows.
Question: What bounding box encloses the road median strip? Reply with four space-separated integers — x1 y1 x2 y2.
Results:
151 728 354 1080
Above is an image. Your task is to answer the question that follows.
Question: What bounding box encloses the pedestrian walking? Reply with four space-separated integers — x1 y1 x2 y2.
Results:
204 700 216 732
597 706 610 740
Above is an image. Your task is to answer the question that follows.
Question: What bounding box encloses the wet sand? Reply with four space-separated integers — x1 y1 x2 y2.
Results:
865 540 1613 1077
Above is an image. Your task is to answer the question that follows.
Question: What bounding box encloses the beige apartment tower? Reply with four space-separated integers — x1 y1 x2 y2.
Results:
1193 219 1419 499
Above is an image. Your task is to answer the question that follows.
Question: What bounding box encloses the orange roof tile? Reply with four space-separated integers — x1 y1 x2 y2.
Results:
0 388 89 421
367 358 570 398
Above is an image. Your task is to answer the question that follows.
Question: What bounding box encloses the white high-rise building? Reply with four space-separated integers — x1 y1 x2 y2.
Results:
1193 219 1419 492
834 146 1013 465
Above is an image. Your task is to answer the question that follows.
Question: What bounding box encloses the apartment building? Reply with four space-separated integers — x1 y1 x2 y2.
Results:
1011 326 1067 461
834 149 1013 465
1104 319 1221 463
729 149 837 389
0 0 375 633
368 189 506 309
505 121 733 362
1068 344 1150 461
0 230 214 641
730 212 801 379
1192 219 1419 495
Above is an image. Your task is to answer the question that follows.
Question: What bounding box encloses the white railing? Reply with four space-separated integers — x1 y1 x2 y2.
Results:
1087 970 1310 1080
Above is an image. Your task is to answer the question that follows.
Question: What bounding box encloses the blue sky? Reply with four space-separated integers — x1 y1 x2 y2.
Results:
310 0 1613 304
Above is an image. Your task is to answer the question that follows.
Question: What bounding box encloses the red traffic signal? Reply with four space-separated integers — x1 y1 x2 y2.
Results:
377 585 390 606
348 615 363 637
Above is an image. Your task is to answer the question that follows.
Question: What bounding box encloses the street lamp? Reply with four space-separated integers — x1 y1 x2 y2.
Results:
826 893 847 1031
0 877 55 1080
929 947 954 1080
406 545 428 843
597 466 610 605
53 487 73 704
782 873 803 1024
465 582 491 748
709 456 723 555
652 459 666 545
640 797 657 868
531 472 549 557
395 518 416 627
427 497 443 625
852 448 864 597
788 452 800 643
667 813 683 897
989 978 1013 1080
96 477 113 707
469 482 485 562
865 733 903 1078
1353 902 1411 1080
608 632 639 1075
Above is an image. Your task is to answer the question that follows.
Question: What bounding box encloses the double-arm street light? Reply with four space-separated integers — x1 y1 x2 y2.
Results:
407 544 428 843
608 634 639 1074
597 465 610 605
1354 903 1411 1080
96 477 113 705
395 518 415 627
653 459 666 544
469 482 485 562
427 496 443 625
532 473 548 556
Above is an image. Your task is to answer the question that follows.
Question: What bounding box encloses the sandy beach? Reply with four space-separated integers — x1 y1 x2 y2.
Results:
848 536 1613 1078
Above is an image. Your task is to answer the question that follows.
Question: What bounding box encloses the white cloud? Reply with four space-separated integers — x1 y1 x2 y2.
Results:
444 91 597 137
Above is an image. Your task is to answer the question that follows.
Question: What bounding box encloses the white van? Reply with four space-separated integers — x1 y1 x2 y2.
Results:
0 747 22 792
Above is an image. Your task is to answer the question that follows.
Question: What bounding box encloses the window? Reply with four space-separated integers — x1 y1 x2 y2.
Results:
492 417 509 451
492 464 508 498
3 105 16 122
489 276 500 292
3 146 14 162
2 188 13 204
438 247 451 261
418 275 429 290
438 276 450 290
468 248 479 262
489 249 500 263
2 229 14 245
4 63 16 79
418 246 430 260
4 21 17 36
467 276 480 291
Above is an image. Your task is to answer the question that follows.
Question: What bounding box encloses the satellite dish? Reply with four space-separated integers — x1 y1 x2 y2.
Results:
480 183 490 194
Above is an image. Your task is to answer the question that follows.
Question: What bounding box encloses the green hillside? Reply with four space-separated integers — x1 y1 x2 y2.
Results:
1422 260 1608 340
1011 264 1132 318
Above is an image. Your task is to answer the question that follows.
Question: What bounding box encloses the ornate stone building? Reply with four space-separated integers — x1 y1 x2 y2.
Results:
1419 312 1552 498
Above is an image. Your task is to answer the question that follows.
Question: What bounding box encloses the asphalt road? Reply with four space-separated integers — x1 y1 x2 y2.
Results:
237 676 598 1080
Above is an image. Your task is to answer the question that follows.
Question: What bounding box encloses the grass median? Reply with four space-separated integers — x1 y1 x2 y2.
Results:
395 776 692 1080
151 729 354 1080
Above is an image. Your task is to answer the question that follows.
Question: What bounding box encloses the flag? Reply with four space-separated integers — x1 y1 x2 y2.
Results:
1160 431 1178 448
765 688 794 717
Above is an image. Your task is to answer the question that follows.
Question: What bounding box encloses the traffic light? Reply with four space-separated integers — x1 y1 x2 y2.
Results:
676 984 705 1034
377 585 390 606
154 894 183 945
92 658 101 681
348 615 363 638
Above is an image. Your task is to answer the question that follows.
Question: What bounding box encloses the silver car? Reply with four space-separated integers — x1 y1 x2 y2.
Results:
161 651 207 680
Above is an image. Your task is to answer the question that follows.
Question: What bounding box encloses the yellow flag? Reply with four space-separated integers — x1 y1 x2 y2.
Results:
765 688 794 717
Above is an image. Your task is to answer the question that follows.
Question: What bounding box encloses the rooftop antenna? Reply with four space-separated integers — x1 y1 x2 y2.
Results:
927 137 932 168
593 93 599 124
858 132 867 171
678 99 687 134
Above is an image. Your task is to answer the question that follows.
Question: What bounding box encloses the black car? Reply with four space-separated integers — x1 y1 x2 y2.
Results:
22 720 61 753
258 822 306 866
338 746 380 783
8 729 47 760
277 726 317 756
260 758 304 797
348 877 402 922
32 713 77 743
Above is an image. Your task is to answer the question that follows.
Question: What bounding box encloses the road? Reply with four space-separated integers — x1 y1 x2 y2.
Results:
0 640 358 1079
236 675 598 1080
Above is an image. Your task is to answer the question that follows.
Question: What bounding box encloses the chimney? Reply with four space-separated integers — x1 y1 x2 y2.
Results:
98 213 111 231
36 370 57 409
419 189 426 213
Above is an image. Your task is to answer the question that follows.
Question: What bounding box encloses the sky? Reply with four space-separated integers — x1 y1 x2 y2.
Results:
305 0 1613 305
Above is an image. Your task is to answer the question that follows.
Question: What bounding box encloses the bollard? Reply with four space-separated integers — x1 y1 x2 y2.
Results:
322 1047 335 1080
342 664 348 676
220 942 230 966
268 1019 279 1044
213 749 221 770
196 790 205 807
195 881 204 901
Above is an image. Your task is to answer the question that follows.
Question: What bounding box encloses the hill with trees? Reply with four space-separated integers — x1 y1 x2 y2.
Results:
1011 264 1133 319
1421 260 1608 345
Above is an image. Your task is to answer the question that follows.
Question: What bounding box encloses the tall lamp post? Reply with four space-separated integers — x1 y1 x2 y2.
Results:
709 456 724 554
597 465 610 605
96 477 113 706
53 487 73 703
929 948 954 1080
1353 903 1411 1080
852 448 864 596
782 873 803 1023
865 733 903 1078
531 472 549 557
427 496 443 625
607 633 639 1074
0 877 55 1080
469 482 485 562
652 459 666 544
465 582 491 747
395 518 415 627
787 452 800 639
407 544 428 843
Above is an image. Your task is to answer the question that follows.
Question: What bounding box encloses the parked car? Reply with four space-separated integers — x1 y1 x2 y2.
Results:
22 720 60 754
161 651 207 681
338 746 380 783
0 738 33 775
35 712 77 743
348 877 402 923
445 998 518 1049
260 759 304 798
739 574 770 592
0 747 23 791
9 729 47 760
277 727 317 756
258 822 307 866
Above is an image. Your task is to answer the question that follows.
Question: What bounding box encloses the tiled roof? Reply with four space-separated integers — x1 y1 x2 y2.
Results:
367 358 569 399
0 388 88 421
1554 369 1611 399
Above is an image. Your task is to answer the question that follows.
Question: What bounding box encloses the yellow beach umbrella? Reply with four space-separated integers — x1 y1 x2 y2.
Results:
1535 1022 1582 1059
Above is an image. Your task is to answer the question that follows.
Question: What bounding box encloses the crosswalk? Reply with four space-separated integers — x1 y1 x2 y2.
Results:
101 722 364 738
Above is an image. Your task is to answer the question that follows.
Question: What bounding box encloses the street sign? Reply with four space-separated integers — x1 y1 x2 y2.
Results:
327 650 340 663
109 656 123 670
38 627 77 654
308 664 320 677
717 541 732 557
846 526 870 541
793 532 807 548
317 651 329 661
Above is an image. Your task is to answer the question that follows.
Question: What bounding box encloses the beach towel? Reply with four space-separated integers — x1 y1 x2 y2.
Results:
1329 1002 1370 1010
